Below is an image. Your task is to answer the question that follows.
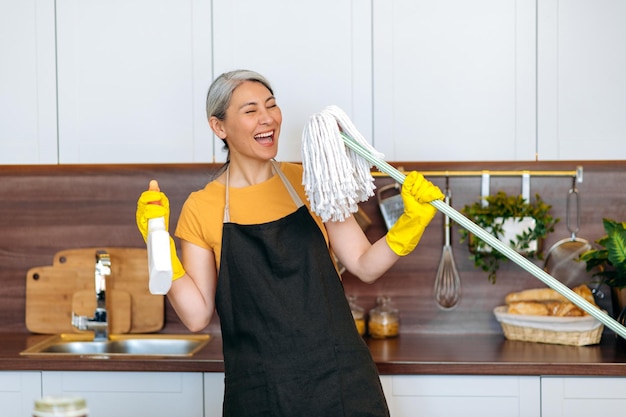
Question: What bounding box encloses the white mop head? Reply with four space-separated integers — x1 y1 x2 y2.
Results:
301 105 384 222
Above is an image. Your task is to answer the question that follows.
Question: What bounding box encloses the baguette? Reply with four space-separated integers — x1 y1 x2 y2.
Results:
504 288 565 304
507 301 550 316
554 301 585 317
505 284 594 304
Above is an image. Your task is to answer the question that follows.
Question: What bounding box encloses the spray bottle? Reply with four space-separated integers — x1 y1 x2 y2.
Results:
147 180 173 294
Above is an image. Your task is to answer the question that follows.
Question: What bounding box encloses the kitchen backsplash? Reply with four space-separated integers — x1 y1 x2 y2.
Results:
0 161 624 334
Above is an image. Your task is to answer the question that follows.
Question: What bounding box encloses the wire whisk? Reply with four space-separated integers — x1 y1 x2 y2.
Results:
434 178 461 309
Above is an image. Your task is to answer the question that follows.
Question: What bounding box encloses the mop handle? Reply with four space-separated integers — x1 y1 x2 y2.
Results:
340 132 626 339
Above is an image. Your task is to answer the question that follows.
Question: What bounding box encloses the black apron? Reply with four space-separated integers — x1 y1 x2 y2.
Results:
215 161 389 417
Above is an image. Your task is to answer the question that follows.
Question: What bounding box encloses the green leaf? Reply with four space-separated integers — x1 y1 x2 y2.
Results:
606 226 626 267
580 218 626 288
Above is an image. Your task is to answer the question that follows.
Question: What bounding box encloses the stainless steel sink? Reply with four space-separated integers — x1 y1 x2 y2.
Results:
20 333 210 357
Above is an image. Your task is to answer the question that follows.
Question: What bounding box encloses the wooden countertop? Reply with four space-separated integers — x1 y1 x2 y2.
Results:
4 332 626 376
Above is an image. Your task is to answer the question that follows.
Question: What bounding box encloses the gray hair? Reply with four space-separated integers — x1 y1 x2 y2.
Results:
206 70 274 121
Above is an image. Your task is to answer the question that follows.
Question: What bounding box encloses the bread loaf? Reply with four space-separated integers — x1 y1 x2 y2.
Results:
505 285 597 317
505 288 565 304
507 301 550 316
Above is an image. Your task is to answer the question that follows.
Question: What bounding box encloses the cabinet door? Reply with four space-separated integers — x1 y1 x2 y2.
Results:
56 0 213 163
212 0 372 162
387 375 540 417
537 0 626 160
0 371 42 417
204 372 225 417
0 0 57 164
373 0 537 161
42 371 203 417
542 376 626 416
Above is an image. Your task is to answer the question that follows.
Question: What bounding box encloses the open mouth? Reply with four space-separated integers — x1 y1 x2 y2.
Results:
254 131 274 146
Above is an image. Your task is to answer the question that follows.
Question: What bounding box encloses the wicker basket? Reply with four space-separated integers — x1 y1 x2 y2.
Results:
493 306 604 346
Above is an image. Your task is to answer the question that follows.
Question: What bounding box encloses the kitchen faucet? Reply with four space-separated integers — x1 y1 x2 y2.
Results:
71 250 110 341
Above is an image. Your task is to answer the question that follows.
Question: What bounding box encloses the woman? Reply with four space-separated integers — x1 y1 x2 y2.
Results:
136 70 444 416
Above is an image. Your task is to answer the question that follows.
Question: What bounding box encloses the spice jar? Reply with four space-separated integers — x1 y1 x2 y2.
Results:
33 396 88 417
347 295 366 336
368 295 399 339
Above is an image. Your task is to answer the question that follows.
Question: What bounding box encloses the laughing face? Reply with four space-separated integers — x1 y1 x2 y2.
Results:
210 80 282 162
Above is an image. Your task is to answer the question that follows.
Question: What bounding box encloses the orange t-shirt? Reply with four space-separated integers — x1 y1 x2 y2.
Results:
174 162 328 270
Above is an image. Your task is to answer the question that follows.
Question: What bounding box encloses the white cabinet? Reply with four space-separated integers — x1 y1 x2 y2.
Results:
372 0 537 162
4 2 626 164
42 371 204 417
212 0 373 162
0 371 42 417
537 0 626 161
381 375 540 417
8 370 626 416
0 0 57 164
541 376 626 417
55 0 213 163
203 372 224 417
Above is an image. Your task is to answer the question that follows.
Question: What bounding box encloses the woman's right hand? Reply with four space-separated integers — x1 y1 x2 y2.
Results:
136 180 186 281
136 180 170 242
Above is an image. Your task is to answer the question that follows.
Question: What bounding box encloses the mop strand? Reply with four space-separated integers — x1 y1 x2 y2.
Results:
302 105 382 222
301 105 626 340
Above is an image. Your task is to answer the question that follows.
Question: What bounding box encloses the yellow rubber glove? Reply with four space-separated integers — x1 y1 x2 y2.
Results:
386 172 444 256
136 180 186 280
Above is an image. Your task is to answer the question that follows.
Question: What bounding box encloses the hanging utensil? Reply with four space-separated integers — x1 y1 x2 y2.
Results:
434 177 461 309
543 176 593 287
376 183 404 230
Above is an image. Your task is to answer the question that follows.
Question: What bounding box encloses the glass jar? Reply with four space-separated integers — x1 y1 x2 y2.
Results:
347 295 366 336
368 295 399 339
33 396 88 417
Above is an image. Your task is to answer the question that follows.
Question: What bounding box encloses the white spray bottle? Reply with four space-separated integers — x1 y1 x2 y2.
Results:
147 180 173 295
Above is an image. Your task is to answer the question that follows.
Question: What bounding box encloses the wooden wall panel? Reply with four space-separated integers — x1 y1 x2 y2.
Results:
0 161 624 335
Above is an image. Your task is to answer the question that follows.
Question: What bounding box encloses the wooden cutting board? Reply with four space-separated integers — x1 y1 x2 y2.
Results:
26 247 164 334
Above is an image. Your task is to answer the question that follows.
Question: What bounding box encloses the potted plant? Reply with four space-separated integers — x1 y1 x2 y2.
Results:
580 218 626 314
459 191 559 283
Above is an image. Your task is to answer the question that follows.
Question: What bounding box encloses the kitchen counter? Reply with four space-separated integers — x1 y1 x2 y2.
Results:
3 332 626 376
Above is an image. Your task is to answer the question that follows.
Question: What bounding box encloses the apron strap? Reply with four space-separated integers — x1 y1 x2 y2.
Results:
270 160 304 208
223 160 304 223
223 165 231 223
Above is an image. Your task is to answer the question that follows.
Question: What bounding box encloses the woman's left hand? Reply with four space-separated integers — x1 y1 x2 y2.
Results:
385 171 444 256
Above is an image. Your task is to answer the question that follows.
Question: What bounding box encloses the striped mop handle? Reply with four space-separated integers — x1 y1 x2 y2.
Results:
340 132 626 340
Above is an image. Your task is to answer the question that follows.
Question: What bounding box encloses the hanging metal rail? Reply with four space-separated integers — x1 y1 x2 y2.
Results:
372 166 584 183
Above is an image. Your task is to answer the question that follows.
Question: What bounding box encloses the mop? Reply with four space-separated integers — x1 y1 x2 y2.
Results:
301 105 626 340
301 106 381 222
